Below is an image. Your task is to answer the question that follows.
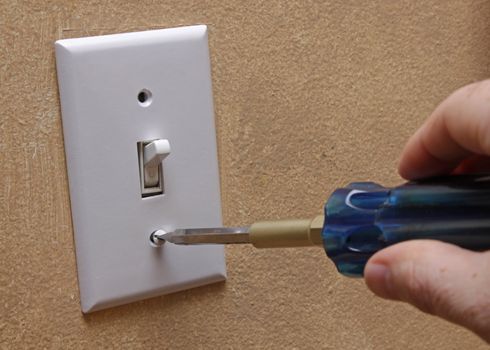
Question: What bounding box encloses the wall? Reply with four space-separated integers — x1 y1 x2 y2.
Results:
1 0 489 348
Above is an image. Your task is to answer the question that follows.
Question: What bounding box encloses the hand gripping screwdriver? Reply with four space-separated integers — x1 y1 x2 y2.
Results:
150 175 490 277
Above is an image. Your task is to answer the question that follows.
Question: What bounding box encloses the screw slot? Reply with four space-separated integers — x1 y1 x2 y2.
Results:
137 89 152 107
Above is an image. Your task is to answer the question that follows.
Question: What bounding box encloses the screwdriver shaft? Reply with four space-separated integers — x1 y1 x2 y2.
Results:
150 216 324 248
151 227 250 246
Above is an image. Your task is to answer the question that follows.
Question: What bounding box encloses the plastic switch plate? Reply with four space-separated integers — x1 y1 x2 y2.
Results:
55 25 226 313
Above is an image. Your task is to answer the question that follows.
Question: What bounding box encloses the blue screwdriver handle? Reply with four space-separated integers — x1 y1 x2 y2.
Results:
322 174 490 277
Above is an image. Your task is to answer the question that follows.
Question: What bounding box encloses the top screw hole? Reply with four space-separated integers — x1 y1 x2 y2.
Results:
138 89 152 107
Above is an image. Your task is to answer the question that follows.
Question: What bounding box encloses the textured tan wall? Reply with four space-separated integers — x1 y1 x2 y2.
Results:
1 0 490 348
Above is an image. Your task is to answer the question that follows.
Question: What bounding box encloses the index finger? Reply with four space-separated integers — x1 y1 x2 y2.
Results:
398 80 490 180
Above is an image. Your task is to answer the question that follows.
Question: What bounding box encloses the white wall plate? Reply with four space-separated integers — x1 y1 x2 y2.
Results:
55 25 226 313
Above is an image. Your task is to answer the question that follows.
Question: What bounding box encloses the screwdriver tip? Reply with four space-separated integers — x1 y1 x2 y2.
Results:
150 229 169 246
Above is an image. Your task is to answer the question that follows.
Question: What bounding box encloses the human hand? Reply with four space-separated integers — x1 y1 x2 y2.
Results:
364 80 490 342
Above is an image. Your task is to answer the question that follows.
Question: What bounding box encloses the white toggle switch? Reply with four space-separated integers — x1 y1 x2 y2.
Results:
144 139 171 167
141 139 171 191
137 139 169 197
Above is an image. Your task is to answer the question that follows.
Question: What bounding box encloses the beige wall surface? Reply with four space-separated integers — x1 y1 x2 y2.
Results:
1 0 489 348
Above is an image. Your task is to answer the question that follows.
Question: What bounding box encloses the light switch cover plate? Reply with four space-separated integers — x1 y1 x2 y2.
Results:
55 25 226 313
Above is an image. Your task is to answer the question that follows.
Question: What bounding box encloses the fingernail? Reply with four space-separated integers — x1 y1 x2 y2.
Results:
364 263 395 300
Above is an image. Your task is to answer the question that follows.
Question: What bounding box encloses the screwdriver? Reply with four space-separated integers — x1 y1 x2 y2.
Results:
150 175 490 277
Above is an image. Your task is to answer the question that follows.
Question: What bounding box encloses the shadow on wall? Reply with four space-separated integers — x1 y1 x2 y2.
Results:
82 281 226 324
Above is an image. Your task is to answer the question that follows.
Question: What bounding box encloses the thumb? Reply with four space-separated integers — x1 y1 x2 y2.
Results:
364 240 490 342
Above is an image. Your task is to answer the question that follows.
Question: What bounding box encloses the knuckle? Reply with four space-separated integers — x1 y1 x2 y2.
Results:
445 80 490 154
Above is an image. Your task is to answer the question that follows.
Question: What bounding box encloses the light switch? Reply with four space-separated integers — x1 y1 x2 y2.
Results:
55 25 226 313
137 139 170 197
144 139 170 168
